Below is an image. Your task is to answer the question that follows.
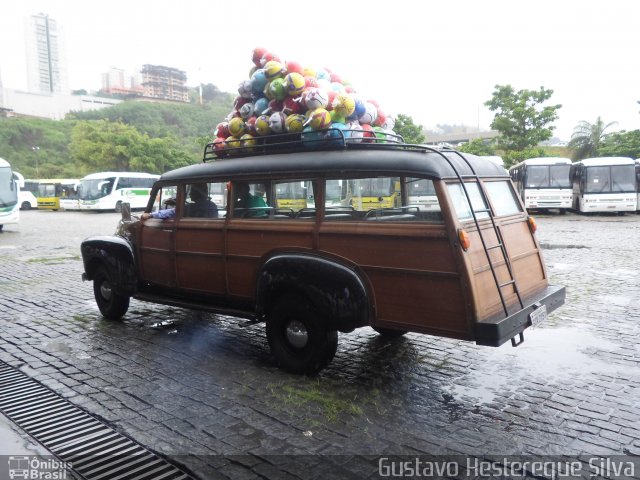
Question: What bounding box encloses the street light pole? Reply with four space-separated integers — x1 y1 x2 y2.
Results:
32 146 40 178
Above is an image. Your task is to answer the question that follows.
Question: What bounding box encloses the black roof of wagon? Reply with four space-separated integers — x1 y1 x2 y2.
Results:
160 132 507 184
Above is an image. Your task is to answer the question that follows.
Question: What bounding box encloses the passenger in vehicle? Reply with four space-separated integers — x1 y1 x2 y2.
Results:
184 183 218 218
234 182 268 217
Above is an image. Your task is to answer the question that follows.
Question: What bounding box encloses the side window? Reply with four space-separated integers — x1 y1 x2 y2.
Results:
274 180 315 219
324 177 442 222
151 185 177 213
183 182 220 218
484 181 522 216
117 177 132 189
232 181 270 218
447 182 489 220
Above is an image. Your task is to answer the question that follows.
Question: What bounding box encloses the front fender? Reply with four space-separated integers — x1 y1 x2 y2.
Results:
81 235 137 295
256 253 371 332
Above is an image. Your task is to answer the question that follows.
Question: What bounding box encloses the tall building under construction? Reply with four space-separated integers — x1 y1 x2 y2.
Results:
141 65 189 103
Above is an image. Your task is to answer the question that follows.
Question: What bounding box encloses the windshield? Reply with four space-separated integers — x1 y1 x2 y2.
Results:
525 166 549 188
0 167 18 208
38 183 60 197
549 165 571 187
79 178 116 200
586 165 635 193
276 181 306 199
352 178 396 197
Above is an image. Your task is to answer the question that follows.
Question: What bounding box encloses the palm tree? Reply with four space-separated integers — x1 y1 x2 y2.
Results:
568 117 617 160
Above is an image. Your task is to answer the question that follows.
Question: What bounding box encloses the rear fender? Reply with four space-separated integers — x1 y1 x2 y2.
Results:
256 253 370 332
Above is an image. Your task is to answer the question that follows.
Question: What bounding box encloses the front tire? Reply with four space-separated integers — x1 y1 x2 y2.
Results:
21 202 32 210
266 294 338 374
373 327 408 338
93 266 129 320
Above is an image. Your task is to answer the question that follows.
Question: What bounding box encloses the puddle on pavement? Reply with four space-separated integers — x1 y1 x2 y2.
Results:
443 327 621 406
42 340 92 360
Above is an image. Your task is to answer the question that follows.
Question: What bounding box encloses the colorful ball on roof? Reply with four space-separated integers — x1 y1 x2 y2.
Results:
241 133 257 153
225 135 241 153
325 90 337 111
373 126 387 143
358 102 378 125
254 97 269 115
268 77 286 101
260 51 281 67
238 80 252 99
212 136 227 154
330 110 346 124
304 76 318 89
252 47 268 66
304 88 329 110
285 114 306 133
301 125 324 148
228 117 246 137
267 99 283 114
250 69 268 94
269 112 287 133
329 72 342 84
315 68 330 81
264 60 284 80
214 122 230 138
245 116 257 135
345 121 363 143
283 72 305 97
330 82 345 94
282 97 303 115
286 61 303 74
333 94 355 117
381 115 395 131
326 122 348 146
239 102 255 120
374 109 386 127
303 66 316 78
348 98 366 120
307 108 332 130
255 115 271 136
361 124 375 142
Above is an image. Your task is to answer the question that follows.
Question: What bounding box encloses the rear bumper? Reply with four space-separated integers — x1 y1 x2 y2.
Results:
474 284 566 347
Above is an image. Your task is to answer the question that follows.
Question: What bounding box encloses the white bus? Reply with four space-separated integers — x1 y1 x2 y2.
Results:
13 171 38 210
78 172 160 212
509 157 573 212
0 158 20 231
407 177 440 211
635 159 640 212
570 157 637 213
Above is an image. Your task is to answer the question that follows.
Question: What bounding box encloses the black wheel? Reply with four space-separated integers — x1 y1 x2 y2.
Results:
373 327 408 338
21 202 31 210
0 224 3 232
115 201 123 213
266 294 338 374
93 267 129 320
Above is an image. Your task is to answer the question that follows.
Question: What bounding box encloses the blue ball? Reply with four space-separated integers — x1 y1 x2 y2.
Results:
301 126 324 148
251 69 268 94
254 97 269 115
326 122 348 146
347 98 365 120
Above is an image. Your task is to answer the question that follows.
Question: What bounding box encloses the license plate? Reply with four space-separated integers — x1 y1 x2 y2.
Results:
529 305 547 327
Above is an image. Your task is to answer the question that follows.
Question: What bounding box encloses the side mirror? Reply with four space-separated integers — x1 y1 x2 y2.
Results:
121 202 132 222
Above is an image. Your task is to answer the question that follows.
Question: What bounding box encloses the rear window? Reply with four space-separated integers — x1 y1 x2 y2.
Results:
447 182 489 220
484 181 522 216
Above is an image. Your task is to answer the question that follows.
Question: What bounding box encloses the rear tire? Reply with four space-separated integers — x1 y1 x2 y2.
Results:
266 294 338 374
93 266 129 320
21 202 31 210
373 327 408 338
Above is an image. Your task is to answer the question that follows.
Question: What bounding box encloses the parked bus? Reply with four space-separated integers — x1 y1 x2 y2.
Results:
0 158 20 231
636 159 640 212
407 177 440 211
36 179 79 210
78 172 159 212
570 157 637 213
509 158 573 212
12 171 38 210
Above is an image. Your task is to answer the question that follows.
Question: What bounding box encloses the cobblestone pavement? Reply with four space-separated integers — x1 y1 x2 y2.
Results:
0 211 639 479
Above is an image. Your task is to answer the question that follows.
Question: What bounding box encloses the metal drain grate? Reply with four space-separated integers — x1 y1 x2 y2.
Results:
0 361 193 480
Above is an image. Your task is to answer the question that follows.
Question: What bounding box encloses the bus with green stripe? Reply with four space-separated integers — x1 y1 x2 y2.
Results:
78 172 159 212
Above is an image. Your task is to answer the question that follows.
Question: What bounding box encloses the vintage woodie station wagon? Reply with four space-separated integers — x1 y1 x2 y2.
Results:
81 132 566 374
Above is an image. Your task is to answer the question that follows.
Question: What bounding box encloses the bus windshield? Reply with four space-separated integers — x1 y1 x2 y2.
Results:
352 178 395 197
0 166 18 208
79 178 116 200
586 165 635 193
549 165 571 188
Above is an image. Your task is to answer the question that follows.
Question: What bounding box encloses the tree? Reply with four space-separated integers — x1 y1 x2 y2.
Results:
458 138 496 156
394 114 426 144
568 117 618 160
598 129 640 159
485 85 561 151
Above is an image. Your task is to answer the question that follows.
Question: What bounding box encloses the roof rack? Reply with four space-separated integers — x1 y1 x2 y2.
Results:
202 128 456 162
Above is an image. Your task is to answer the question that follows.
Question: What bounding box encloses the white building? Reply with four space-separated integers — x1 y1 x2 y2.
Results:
1 89 121 120
25 13 69 94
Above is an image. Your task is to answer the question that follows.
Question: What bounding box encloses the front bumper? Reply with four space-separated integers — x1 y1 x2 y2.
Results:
474 284 566 347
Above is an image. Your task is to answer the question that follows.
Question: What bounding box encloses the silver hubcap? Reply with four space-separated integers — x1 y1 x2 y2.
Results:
100 280 112 301
285 320 308 349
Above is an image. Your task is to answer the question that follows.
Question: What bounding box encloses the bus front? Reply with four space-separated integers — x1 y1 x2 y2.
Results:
78 176 115 211
581 162 636 212
523 163 572 211
37 182 62 210
350 177 400 210
0 160 19 230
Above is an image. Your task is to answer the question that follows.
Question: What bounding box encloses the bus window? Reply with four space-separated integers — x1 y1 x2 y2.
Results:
525 166 549 188
549 165 572 188
586 167 609 193
349 177 400 210
407 177 440 211
275 180 310 212
611 165 635 192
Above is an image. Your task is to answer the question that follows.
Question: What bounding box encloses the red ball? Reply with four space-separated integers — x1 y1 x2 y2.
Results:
304 76 318 88
330 72 342 84
374 110 386 127
344 85 355 93
361 124 375 143
246 116 257 135
260 51 281 67
214 122 230 138
213 136 227 154
367 99 380 108
286 61 303 74
326 91 338 112
252 47 267 67
267 99 283 114
282 97 303 115
234 96 250 110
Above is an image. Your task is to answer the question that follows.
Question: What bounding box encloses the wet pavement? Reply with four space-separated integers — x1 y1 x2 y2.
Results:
0 210 639 478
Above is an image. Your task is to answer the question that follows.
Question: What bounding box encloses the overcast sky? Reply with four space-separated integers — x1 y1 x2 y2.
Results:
0 0 638 140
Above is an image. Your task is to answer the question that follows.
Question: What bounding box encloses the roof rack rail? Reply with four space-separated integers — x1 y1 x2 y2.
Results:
202 128 456 162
